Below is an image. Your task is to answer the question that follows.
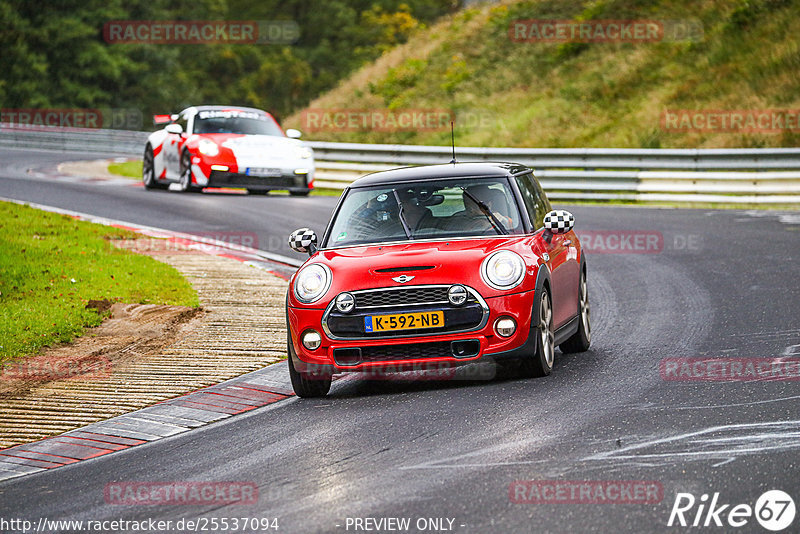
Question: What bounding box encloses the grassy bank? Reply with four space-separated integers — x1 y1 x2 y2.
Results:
286 0 800 149
0 202 198 362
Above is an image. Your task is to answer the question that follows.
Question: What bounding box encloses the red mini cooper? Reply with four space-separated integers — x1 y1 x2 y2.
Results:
286 162 590 397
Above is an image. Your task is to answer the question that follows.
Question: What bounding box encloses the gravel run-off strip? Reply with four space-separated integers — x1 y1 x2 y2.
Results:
0 245 289 450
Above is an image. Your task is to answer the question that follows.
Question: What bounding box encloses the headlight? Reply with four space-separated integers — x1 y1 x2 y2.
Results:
298 146 313 159
481 250 525 290
198 138 219 156
294 264 331 304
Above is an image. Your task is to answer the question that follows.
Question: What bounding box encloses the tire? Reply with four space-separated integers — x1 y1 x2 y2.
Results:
519 287 555 378
560 268 591 353
142 146 167 190
287 332 331 398
290 190 310 197
178 150 201 193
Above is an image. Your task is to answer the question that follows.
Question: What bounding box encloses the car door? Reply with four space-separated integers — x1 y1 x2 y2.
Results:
516 173 579 329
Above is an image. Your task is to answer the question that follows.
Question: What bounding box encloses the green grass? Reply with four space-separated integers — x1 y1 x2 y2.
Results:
0 201 199 363
286 0 800 149
108 160 142 178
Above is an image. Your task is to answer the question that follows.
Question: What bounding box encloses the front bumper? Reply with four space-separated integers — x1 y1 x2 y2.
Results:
287 289 537 373
207 170 312 191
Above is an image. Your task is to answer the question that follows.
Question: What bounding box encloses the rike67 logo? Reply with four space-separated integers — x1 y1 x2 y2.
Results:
668 490 795 531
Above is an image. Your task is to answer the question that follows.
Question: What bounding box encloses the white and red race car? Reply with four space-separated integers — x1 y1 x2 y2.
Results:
143 105 314 195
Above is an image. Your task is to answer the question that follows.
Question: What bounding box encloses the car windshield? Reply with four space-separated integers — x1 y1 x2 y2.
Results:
193 110 283 136
324 177 523 248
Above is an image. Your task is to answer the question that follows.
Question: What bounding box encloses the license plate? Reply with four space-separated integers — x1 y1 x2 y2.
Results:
246 167 281 177
364 311 444 333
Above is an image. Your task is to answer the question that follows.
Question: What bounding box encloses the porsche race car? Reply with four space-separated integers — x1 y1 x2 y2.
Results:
143 105 314 195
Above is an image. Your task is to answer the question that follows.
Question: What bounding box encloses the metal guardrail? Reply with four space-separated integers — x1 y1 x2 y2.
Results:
2 125 799 204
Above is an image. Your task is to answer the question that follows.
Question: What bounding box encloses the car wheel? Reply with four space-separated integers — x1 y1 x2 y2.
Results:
520 287 554 377
178 151 201 193
560 269 591 353
287 332 331 398
142 146 167 190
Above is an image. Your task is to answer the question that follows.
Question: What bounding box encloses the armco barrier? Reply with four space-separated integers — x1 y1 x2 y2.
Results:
2 124 799 203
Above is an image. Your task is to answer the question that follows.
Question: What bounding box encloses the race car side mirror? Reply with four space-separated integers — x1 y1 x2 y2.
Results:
289 228 318 256
543 210 575 234
165 123 183 135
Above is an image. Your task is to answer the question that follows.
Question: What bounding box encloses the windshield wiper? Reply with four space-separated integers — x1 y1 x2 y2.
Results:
460 188 508 235
392 189 413 239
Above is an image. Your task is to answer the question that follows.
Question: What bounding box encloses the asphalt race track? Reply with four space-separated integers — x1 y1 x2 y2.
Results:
1 147 800 533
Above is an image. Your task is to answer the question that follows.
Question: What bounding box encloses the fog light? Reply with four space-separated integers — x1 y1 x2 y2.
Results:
494 317 516 338
294 168 309 175
210 164 229 171
448 284 468 306
336 292 355 313
302 330 322 350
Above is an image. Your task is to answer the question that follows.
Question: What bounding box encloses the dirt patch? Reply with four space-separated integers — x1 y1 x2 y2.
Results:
0 303 204 398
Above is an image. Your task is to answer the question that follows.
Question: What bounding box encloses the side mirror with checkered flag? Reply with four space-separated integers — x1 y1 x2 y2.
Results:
543 210 575 234
288 228 318 255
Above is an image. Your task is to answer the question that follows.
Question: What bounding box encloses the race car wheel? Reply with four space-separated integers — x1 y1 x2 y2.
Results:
560 268 591 353
178 151 201 193
142 146 167 190
287 331 331 398
520 287 554 378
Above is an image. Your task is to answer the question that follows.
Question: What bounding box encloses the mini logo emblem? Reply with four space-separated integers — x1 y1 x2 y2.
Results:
392 275 415 284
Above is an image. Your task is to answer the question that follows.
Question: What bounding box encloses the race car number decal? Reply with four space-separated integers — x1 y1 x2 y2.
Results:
364 311 444 333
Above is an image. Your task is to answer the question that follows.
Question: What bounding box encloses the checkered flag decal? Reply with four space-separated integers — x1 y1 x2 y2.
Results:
543 210 574 234
289 228 317 253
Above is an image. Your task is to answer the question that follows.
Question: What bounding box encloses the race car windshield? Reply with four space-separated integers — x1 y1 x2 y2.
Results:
324 178 523 248
193 111 284 136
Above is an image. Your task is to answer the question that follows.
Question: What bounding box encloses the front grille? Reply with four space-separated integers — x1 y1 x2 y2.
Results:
323 285 488 340
333 339 481 366
326 305 484 338
354 286 476 310
363 341 453 361
208 171 301 188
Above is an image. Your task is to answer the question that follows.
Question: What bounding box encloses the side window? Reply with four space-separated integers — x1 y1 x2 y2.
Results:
515 173 549 230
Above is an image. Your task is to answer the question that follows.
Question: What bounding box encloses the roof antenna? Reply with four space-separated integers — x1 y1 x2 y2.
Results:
449 120 457 164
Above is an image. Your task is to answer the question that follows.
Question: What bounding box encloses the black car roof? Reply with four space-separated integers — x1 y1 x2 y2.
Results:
350 162 531 188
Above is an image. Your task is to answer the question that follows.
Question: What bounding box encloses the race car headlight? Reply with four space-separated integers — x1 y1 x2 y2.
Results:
294 264 331 304
481 250 525 290
198 138 219 156
297 146 313 159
